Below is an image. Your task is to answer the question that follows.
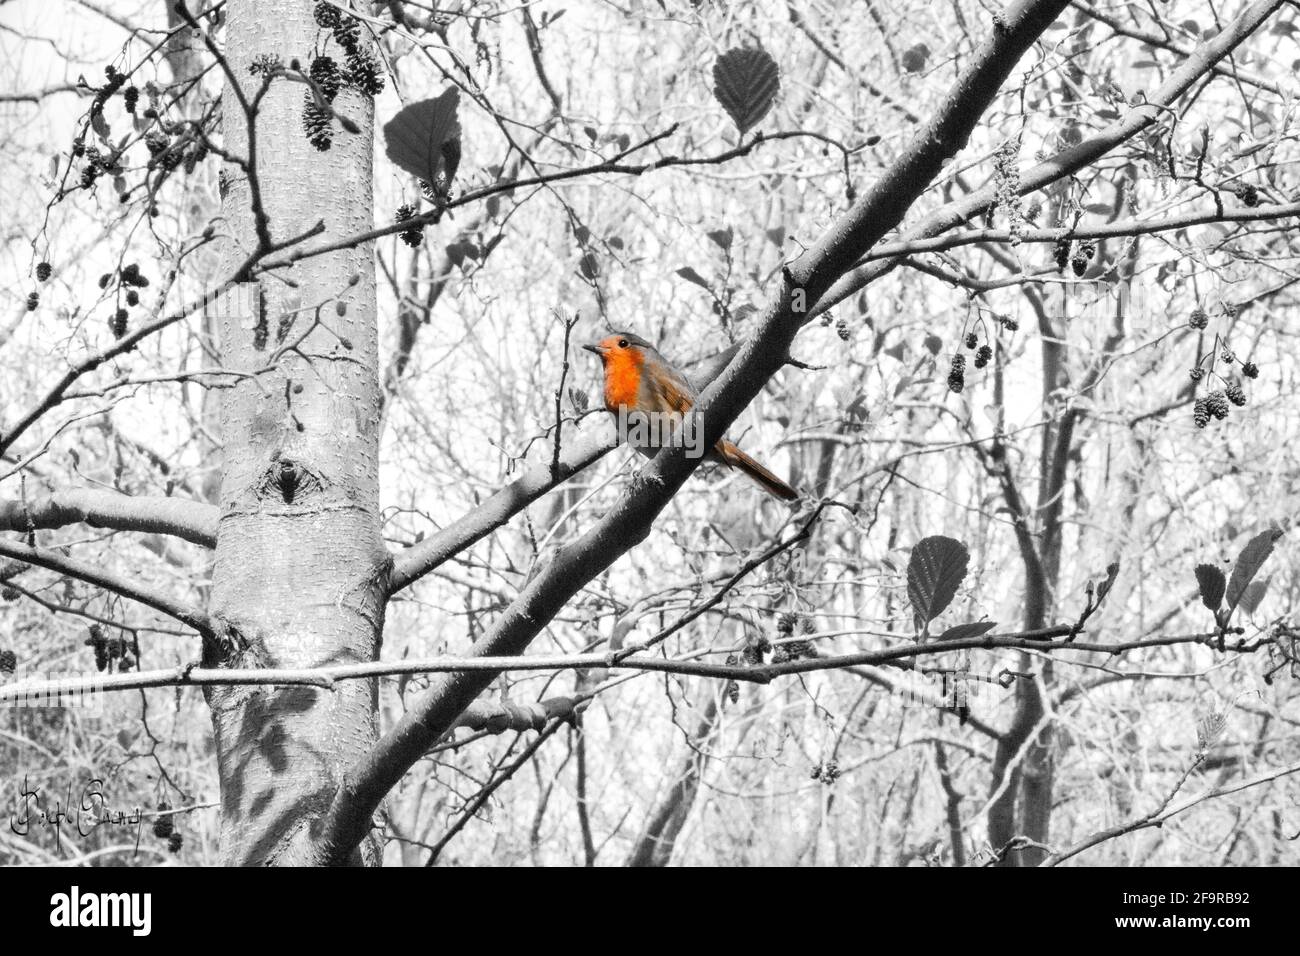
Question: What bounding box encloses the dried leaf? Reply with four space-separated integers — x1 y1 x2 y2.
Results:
675 266 710 289
1194 563 1226 611
383 87 462 185
1226 528 1282 611
712 46 780 136
936 620 997 643
901 43 930 73
1196 711 1227 751
907 535 970 634
1236 575 1271 616
445 240 471 270
707 227 734 251
1096 560 1120 602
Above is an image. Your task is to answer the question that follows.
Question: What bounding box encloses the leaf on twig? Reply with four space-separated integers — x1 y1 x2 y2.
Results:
1196 710 1227 752
1194 563 1226 611
567 386 589 414
907 535 970 635
383 87 462 187
712 46 780 136
445 239 476 270
675 266 710 289
1096 560 1120 602
1236 575 1271 616
935 620 997 643
900 43 930 74
707 227 733 251
1226 528 1282 611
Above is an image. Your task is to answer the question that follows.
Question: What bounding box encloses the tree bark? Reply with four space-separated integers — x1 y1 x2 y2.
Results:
205 0 386 866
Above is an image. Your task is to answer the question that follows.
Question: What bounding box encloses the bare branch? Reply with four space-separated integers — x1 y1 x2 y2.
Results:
0 489 218 547
1041 761 1300 866
1071 0 1284 95
453 695 585 735
423 718 566 865
0 625 1254 704
0 539 210 634
862 201 1300 262
814 0 1289 316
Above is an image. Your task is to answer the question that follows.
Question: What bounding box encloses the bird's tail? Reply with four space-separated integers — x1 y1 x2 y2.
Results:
716 440 799 501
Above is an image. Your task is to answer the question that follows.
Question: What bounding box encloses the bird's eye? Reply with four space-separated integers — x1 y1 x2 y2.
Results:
617 338 628 349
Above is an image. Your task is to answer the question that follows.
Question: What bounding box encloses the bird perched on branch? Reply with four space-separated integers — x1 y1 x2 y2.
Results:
582 332 798 500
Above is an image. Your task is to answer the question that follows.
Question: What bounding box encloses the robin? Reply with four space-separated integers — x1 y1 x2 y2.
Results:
582 332 799 500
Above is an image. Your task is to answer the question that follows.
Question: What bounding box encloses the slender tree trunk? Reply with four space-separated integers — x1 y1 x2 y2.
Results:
162 0 223 505
204 0 386 865
626 697 719 867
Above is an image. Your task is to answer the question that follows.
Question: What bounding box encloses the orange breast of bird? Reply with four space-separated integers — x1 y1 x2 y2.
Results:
601 347 647 412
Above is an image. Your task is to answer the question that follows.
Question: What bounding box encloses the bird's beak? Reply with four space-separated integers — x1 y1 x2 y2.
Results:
581 343 603 356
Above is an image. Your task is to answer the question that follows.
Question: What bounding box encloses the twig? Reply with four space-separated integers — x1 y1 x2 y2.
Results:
1040 760 1300 865
0 539 210 634
423 718 565 865
550 310 579 480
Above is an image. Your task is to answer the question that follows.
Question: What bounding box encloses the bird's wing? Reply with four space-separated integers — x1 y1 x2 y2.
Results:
644 361 698 415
